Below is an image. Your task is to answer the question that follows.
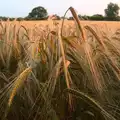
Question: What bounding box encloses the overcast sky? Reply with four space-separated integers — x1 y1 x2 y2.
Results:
0 0 119 17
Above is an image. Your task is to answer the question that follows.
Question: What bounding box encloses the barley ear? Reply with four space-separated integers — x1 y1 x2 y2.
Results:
8 67 32 107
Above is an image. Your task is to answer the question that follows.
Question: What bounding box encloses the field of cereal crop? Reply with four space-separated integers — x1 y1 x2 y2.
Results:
0 8 120 120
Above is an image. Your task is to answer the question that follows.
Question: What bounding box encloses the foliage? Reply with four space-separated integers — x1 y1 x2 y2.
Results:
16 17 24 21
61 16 68 20
89 14 104 21
55 14 61 20
0 17 10 21
105 2 120 21
78 14 104 21
0 3 120 21
68 16 74 20
27 6 48 20
78 15 90 20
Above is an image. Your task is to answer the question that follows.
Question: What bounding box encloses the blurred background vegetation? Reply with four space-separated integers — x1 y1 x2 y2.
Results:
0 2 120 21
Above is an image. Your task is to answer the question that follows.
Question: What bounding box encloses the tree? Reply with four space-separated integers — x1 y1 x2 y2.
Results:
90 14 104 21
27 6 48 20
105 2 120 21
68 16 74 20
17 17 24 21
78 15 83 20
54 14 61 20
78 15 89 20
61 16 68 20
48 14 61 20
0 17 8 21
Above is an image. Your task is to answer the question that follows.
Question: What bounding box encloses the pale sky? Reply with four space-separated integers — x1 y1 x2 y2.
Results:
0 0 119 17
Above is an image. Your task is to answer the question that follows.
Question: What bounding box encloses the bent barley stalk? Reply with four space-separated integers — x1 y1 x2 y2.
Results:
58 27 72 108
64 88 116 120
8 67 32 107
69 7 102 92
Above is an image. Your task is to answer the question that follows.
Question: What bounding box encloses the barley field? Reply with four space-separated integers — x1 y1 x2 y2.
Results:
0 8 120 120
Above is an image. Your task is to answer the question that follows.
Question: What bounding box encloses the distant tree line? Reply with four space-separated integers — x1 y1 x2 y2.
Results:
69 3 120 21
0 2 120 21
